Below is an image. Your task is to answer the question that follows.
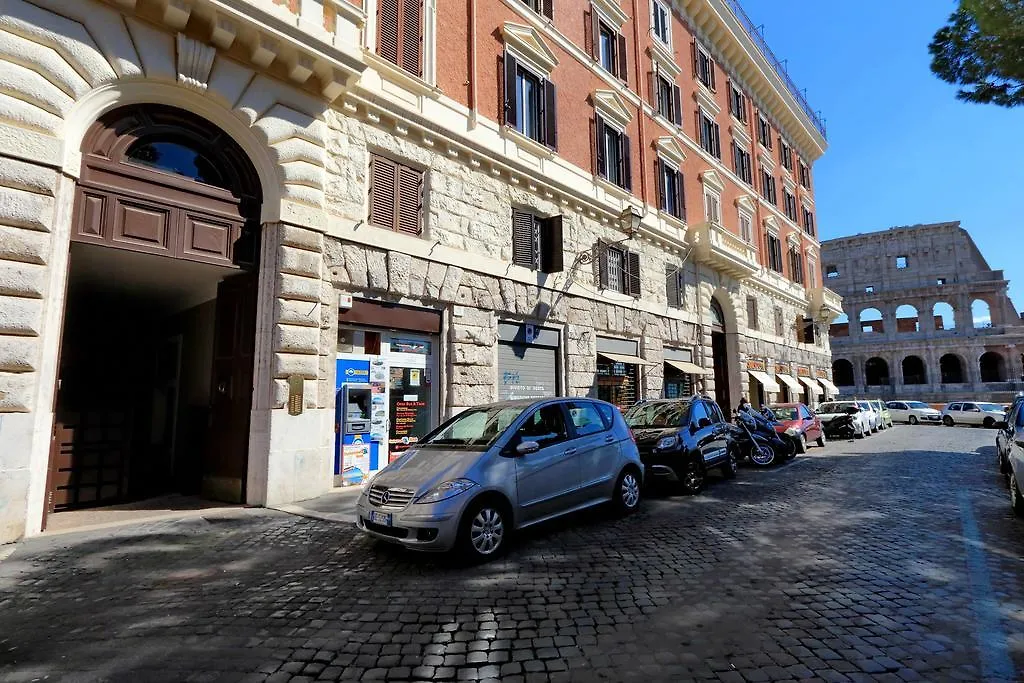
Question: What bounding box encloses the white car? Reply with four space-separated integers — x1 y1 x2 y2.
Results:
886 400 942 425
941 401 1007 428
857 400 882 432
815 401 873 439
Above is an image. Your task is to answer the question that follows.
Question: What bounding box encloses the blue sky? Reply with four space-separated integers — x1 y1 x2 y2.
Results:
741 1 1024 311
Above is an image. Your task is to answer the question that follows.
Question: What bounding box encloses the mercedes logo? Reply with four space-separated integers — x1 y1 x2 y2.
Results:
380 490 391 505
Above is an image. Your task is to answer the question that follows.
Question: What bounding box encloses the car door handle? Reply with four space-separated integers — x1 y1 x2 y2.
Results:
604 435 615 443
564 448 577 456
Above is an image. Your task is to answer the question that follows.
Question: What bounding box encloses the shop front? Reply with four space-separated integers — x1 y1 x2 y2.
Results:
797 366 823 407
596 336 646 411
663 347 706 399
775 364 804 404
497 322 561 400
817 370 839 400
335 299 441 485
746 358 780 409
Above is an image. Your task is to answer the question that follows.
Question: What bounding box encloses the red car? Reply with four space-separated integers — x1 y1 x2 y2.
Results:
767 403 826 453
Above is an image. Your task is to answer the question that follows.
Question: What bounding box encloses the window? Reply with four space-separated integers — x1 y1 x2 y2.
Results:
799 161 811 188
807 258 816 286
511 208 564 273
520 0 553 19
779 138 793 171
504 55 557 148
789 246 804 284
597 21 627 79
865 285 874 293
797 316 815 344
655 73 681 124
896 255 908 269
704 189 721 224
732 144 752 185
368 154 423 235
746 296 759 330
595 116 631 190
693 42 715 90
802 206 815 237
729 83 747 122
689 399 709 426
666 265 685 308
937 277 947 285
783 191 797 221
757 114 772 149
567 402 608 437
698 109 721 158
599 243 641 296
377 0 423 76
766 232 784 273
826 265 839 279
739 211 753 243
126 138 227 188
760 168 777 205
657 160 685 220
515 404 568 448
651 0 670 46
774 307 784 336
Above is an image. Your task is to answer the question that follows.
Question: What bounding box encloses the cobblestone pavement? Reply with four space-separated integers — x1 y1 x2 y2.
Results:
2 426 1023 682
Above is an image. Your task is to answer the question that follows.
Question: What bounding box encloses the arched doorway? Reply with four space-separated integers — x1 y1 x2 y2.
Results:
49 105 262 515
901 356 927 384
979 352 1006 382
865 357 890 386
939 353 965 384
709 298 732 416
832 359 854 386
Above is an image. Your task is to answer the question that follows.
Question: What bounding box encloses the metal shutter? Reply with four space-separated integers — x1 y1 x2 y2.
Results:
498 342 558 401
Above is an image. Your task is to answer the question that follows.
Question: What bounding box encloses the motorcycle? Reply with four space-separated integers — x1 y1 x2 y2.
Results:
730 407 798 467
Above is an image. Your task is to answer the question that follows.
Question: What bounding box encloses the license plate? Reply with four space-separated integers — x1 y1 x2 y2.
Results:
370 511 392 526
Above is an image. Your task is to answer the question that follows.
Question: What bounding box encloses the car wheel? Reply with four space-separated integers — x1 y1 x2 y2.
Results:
1011 472 1024 518
908 415 918 425
983 417 995 429
458 499 509 561
942 415 954 426
749 442 776 467
855 427 865 439
721 449 738 479
795 434 807 454
816 431 826 448
679 459 706 494
612 467 642 515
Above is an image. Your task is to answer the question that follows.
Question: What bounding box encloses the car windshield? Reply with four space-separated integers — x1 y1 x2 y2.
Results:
420 405 525 448
817 402 852 413
978 403 1003 412
770 407 798 421
858 401 872 410
905 401 930 409
625 402 690 428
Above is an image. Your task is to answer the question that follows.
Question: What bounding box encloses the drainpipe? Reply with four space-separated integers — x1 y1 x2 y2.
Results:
468 0 478 128
630 0 648 203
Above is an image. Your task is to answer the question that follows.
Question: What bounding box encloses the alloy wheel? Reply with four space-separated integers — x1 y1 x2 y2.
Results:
683 462 705 493
750 443 775 466
469 507 505 555
621 472 640 509
909 416 918 425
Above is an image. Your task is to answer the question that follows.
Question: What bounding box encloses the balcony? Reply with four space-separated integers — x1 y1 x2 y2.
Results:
807 286 844 320
689 220 759 280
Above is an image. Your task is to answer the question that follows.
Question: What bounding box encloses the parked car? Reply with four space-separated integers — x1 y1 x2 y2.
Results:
356 398 643 559
815 401 872 439
996 402 1024 516
767 403 826 452
870 400 894 429
886 400 942 425
624 397 736 494
941 401 1006 428
996 395 1024 476
857 400 882 432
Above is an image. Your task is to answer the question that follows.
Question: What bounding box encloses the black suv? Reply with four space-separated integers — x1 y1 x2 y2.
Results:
997 394 1024 477
624 397 737 494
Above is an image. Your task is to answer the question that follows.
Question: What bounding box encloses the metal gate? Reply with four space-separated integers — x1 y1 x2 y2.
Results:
497 322 559 400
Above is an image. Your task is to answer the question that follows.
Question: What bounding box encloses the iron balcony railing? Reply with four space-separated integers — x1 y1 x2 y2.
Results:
723 0 827 140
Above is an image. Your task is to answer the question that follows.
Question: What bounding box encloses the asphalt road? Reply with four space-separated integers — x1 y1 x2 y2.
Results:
1 425 1022 682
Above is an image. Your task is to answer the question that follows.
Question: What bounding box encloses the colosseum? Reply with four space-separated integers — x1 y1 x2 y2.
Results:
821 221 1024 403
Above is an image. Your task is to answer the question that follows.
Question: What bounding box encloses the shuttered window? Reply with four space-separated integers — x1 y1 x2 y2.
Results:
779 138 793 170
595 18 628 80
698 109 721 158
746 296 759 330
784 190 798 221
656 159 684 220
693 41 716 91
595 115 631 190
666 265 684 308
521 0 553 19
377 0 422 77
368 154 423 235
757 114 772 149
799 162 811 188
511 209 564 273
803 207 815 236
729 83 747 123
504 53 557 149
789 246 804 284
598 242 640 297
766 233 784 273
733 143 752 185
761 168 777 205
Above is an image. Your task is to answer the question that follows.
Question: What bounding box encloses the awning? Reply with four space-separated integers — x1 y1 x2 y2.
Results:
799 376 823 395
664 359 711 375
776 373 804 394
598 351 649 365
818 377 839 395
748 370 781 393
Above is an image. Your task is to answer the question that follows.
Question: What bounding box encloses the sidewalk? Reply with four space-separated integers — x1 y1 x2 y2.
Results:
270 485 363 524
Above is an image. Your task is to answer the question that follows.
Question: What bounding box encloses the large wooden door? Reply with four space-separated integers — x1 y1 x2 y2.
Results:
203 272 258 503
712 331 731 416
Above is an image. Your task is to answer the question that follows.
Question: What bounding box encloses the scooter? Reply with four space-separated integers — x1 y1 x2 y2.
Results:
730 407 797 467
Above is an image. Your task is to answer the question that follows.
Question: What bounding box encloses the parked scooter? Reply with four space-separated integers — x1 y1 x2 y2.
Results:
730 404 798 467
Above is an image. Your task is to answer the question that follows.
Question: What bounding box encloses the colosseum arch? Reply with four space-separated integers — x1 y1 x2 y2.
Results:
895 304 920 333
939 353 966 384
864 357 891 386
832 358 855 386
933 302 956 331
859 308 884 335
979 351 1006 382
901 355 927 384
830 312 850 338
972 299 993 329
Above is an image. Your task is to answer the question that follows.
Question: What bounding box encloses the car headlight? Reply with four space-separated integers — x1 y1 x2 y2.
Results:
785 427 799 436
414 478 477 504
656 435 679 450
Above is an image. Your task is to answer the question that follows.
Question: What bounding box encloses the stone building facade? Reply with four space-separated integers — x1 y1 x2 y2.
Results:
0 0 839 543
823 222 1024 403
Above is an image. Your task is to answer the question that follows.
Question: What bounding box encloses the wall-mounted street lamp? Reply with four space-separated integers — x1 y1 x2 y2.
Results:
620 206 643 236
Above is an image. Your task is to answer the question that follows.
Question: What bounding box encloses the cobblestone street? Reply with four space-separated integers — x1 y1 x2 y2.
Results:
1 426 1022 682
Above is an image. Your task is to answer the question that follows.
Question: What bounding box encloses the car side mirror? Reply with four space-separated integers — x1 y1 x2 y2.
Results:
515 440 540 456
995 421 1008 430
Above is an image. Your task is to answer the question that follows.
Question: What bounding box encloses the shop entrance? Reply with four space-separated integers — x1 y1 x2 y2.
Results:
46 105 262 518
709 299 732 416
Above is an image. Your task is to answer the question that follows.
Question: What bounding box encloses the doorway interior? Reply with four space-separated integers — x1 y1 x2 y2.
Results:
709 298 732 416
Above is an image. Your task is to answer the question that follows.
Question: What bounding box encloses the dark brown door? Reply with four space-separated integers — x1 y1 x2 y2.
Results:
203 272 258 503
712 331 731 416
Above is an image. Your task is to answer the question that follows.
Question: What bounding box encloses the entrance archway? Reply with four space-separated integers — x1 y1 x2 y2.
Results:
49 105 262 515
832 359 854 386
901 356 927 385
864 357 890 386
979 352 1006 382
709 298 732 416
939 353 965 384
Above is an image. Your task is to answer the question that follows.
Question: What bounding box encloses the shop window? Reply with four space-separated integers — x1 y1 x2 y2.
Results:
597 359 639 409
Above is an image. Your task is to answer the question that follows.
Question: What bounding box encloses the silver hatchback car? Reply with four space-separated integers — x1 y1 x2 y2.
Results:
356 398 643 560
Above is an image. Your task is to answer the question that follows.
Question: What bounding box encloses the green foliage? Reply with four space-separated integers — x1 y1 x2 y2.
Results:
929 0 1024 107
